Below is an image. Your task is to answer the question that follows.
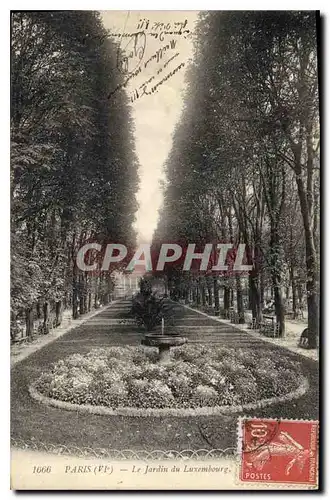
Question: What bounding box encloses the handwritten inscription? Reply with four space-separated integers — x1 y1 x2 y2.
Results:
137 18 188 32
111 28 190 44
130 61 185 103
136 18 190 41
144 39 177 69
107 16 191 101
117 31 146 74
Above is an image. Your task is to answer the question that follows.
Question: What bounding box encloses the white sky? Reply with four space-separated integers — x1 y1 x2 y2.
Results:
101 11 199 243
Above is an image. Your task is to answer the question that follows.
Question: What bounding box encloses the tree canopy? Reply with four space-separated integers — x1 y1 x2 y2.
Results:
155 11 319 347
11 11 139 335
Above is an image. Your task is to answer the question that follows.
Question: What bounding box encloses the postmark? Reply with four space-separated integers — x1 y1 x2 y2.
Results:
239 418 318 485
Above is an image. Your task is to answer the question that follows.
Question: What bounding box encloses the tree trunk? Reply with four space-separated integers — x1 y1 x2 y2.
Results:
188 283 193 302
269 228 285 337
79 295 84 315
72 279 79 319
290 264 298 318
192 286 197 303
207 283 213 306
295 173 319 348
260 270 265 309
25 307 34 338
43 302 50 334
248 285 253 310
272 280 285 337
79 273 85 315
55 300 62 327
230 288 234 307
201 285 206 307
213 276 220 312
236 276 245 323
249 275 261 323
196 285 201 305
297 283 303 306
36 302 41 320
224 285 230 315
292 284 298 318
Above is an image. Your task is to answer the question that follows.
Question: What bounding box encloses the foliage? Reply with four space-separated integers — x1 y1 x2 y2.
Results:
132 278 177 331
11 11 139 328
132 292 169 331
35 345 304 410
154 11 319 346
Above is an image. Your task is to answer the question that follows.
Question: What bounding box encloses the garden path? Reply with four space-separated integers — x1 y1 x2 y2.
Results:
11 299 319 456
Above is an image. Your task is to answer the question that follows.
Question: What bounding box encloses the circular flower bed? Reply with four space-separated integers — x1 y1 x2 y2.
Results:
33 345 306 412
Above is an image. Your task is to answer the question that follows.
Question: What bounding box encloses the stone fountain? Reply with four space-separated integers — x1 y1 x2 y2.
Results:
141 317 187 362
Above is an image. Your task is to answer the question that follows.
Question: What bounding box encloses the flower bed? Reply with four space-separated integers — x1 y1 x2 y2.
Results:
33 345 305 411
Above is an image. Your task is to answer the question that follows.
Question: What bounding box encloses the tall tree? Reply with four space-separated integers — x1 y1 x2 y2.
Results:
11 11 139 334
155 11 319 347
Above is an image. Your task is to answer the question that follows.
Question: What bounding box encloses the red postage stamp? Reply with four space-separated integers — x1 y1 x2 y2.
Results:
239 418 318 485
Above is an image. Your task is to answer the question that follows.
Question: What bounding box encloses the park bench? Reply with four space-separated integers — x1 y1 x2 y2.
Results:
229 309 239 324
260 315 280 337
11 335 28 344
248 317 260 330
286 310 304 320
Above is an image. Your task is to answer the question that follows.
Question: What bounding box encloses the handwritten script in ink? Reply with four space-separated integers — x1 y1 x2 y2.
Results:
108 16 191 101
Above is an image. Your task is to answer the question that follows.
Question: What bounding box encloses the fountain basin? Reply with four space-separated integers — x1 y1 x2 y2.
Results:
141 334 187 362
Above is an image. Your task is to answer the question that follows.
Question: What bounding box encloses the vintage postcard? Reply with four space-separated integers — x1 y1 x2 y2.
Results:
10 10 320 490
